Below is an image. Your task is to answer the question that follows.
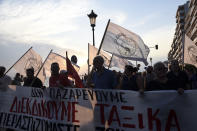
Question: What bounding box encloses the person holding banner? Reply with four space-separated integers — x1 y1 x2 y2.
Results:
146 62 172 91
119 65 143 91
87 56 117 89
0 66 12 131
184 64 197 89
49 62 72 88
167 60 189 91
0 66 11 91
23 67 43 88
11 73 23 86
147 62 185 94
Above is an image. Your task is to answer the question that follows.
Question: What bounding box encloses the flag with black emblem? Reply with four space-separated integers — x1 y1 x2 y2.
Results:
101 22 150 65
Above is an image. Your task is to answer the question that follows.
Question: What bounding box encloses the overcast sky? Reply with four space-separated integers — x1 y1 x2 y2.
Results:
0 0 188 74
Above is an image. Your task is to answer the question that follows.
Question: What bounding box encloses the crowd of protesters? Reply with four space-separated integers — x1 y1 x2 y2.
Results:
0 56 197 93
84 56 197 94
0 56 197 131
0 56 197 92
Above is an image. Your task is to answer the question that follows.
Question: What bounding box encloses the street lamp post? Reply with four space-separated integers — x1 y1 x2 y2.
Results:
150 57 152 66
149 44 158 50
88 10 97 46
148 45 158 66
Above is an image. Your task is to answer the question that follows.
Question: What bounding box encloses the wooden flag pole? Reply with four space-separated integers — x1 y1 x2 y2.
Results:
5 47 33 75
108 54 114 69
30 49 53 87
66 51 68 58
97 19 110 55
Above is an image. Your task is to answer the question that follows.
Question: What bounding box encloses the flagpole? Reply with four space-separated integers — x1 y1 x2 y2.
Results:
108 54 114 69
88 43 90 75
97 19 110 55
5 47 33 75
182 33 185 66
30 49 53 86
65 51 73 81
66 51 68 58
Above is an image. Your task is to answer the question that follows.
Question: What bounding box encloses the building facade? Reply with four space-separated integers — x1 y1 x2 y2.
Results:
185 0 197 45
168 1 190 64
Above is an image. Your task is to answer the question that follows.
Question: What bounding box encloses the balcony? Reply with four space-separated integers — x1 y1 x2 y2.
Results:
195 8 197 16
194 36 197 43
195 0 197 5
185 21 191 31
191 16 197 24
191 25 197 36
190 17 197 29
190 6 196 17
189 1 192 8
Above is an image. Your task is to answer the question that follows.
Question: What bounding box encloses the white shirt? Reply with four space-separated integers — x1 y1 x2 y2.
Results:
0 75 12 91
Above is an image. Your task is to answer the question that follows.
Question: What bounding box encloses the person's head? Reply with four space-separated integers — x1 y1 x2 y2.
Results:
0 66 6 76
15 73 20 78
124 65 134 76
153 62 167 79
170 60 180 72
60 70 68 76
51 62 60 75
133 67 138 74
26 68 34 78
93 56 104 71
146 66 153 74
184 64 196 75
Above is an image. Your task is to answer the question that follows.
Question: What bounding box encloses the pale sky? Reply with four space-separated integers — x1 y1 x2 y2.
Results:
0 0 188 75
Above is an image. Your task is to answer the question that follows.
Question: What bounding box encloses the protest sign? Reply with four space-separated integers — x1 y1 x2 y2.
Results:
0 86 196 131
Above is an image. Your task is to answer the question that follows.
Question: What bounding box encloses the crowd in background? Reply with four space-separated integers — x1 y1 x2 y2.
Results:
84 56 197 94
0 56 197 131
0 55 197 93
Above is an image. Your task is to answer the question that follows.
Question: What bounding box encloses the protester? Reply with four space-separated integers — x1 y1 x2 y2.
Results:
167 60 189 92
184 64 197 89
119 65 143 91
23 67 43 88
116 71 122 87
146 66 155 83
0 66 12 131
142 71 147 89
144 66 156 88
82 73 88 86
146 62 173 91
11 73 23 86
0 66 12 91
132 67 138 75
49 62 72 88
60 69 75 87
147 62 185 94
86 56 117 89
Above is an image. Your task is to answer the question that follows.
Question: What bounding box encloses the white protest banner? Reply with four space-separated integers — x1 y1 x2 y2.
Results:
0 86 197 131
